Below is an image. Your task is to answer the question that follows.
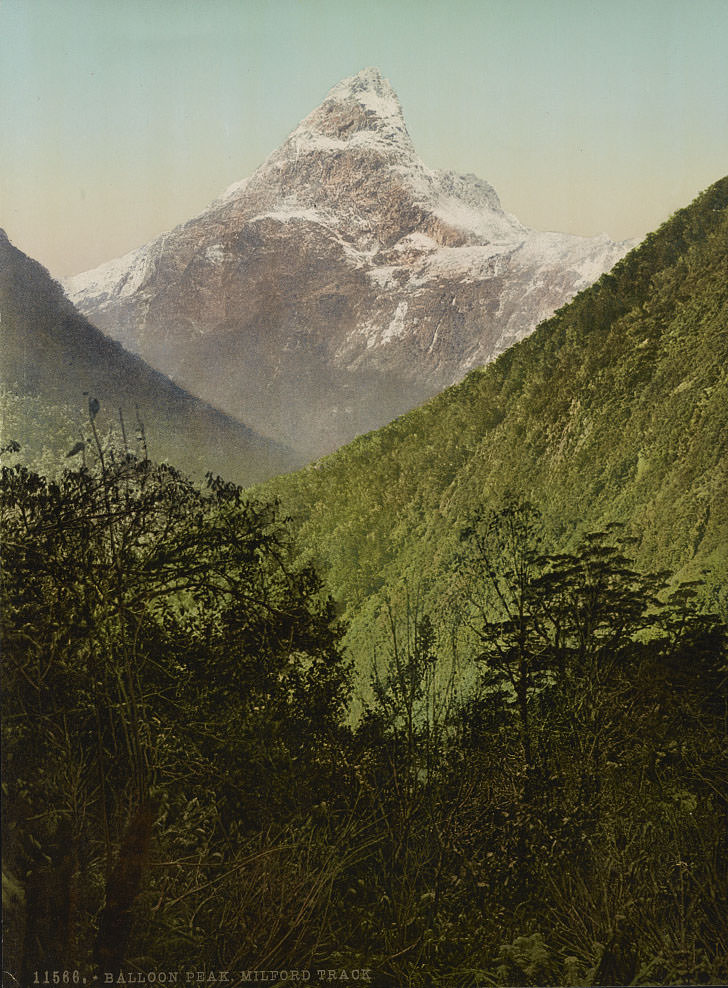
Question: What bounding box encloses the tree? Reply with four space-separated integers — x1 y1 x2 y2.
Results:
458 498 550 779
1 448 350 977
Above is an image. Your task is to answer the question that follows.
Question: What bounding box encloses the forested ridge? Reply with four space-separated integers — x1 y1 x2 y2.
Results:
264 178 728 669
2 178 728 985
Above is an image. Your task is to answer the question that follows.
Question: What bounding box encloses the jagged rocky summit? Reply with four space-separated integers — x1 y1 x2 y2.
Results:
65 67 633 457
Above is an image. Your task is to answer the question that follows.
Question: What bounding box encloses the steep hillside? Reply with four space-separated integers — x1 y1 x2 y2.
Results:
264 178 728 660
66 68 629 457
0 232 299 483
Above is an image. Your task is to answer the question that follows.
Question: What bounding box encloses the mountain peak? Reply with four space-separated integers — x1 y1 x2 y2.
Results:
282 66 413 157
328 66 397 107
324 66 404 132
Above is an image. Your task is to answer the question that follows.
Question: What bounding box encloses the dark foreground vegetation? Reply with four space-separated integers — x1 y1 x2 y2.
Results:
2 441 727 987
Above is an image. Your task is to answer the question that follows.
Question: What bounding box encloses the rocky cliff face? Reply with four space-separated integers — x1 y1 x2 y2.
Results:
66 67 633 457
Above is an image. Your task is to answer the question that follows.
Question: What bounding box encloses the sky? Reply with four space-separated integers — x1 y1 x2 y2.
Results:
2 0 727 279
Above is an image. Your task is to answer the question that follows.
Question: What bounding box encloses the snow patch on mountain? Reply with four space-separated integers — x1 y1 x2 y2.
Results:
513 231 637 287
204 244 226 265
329 66 403 118
217 176 251 204
410 243 516 285
381 301 409 344
368 265 402 290
65 241 155 301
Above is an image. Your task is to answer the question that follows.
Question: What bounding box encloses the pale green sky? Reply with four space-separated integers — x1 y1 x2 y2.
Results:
2 0 727 278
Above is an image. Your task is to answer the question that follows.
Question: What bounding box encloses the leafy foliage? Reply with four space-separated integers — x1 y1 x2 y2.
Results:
1 447 349 977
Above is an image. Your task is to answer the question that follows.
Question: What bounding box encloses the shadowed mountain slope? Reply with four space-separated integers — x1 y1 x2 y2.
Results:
0 231 299 483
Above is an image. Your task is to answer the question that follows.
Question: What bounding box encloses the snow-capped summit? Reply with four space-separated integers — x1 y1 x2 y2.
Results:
331 65 398 104
295 66 414 153
321 67 407 129
65 68 633 458
223 66 524 253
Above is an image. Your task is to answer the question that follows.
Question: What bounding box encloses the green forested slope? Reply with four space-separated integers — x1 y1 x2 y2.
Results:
265 178 728 662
